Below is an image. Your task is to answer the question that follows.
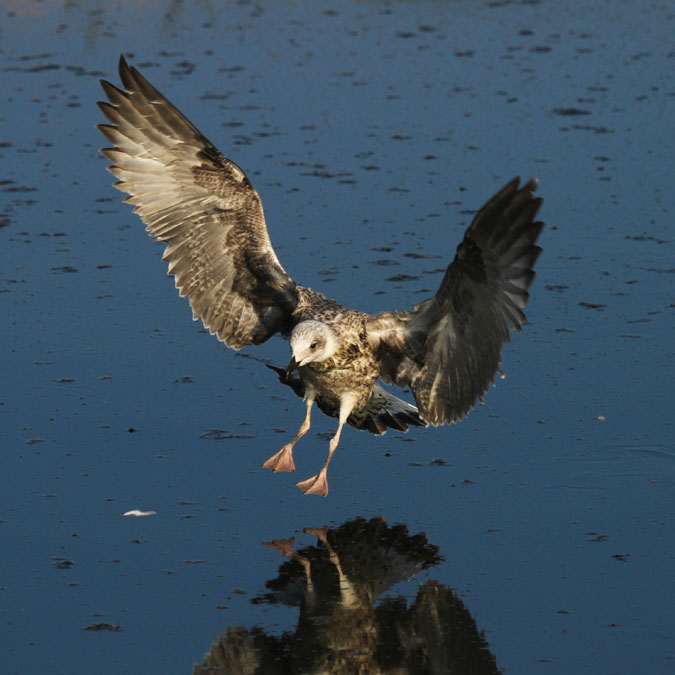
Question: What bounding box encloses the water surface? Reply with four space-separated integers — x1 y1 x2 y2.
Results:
1 1 673 673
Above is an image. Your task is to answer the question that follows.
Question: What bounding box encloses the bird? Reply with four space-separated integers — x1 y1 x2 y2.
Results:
97 56 544 497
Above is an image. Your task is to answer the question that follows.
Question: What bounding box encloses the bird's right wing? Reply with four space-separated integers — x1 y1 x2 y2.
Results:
367 178 544 425
97 56 298 348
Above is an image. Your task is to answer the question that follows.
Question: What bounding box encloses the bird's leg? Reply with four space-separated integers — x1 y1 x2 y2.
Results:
262 538 314 592
295 424 343 496
262 394 314 473
297 395 355 497
303 527 360 608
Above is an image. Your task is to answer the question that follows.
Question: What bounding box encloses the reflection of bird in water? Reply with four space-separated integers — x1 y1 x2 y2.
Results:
193 517 501 674
98 57 544 496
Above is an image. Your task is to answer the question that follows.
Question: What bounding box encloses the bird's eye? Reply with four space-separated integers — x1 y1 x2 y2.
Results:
310 342 318 350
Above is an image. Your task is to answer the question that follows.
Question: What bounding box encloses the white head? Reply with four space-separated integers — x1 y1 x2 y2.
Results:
287 320 339 374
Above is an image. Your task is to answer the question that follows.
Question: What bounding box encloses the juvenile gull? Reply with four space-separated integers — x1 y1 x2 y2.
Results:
97 56 544 497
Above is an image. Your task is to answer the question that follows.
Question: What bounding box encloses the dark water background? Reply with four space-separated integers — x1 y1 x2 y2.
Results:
1 1 673 673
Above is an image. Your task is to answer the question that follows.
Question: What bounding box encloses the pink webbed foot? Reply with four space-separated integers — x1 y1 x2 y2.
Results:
261 444 296 473
302 526 329 540
262 537 295 557
296 467 329 497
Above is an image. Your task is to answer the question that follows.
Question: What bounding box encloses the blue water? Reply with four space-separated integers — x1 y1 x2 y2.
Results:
1 1 673 673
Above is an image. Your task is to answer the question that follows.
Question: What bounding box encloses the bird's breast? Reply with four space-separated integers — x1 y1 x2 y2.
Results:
299 344 379 411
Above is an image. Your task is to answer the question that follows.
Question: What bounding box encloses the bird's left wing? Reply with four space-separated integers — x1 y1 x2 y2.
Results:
367 177 544 425
97 56 298 348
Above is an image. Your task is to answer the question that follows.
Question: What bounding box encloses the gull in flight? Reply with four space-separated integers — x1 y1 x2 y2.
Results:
97 56 544 497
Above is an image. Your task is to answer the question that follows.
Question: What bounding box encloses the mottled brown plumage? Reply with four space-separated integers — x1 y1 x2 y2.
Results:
97 56 544 497
292 288 378 411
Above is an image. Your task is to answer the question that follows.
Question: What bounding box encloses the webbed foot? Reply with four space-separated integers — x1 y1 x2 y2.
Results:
262 444 296 472
296 468 329 497
262 537 295 557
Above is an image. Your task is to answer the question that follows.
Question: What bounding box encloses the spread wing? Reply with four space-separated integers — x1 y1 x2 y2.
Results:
367 177 544 425
97 56 298 349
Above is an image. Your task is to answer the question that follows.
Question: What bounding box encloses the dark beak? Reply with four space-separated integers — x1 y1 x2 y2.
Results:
286 356 299 379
